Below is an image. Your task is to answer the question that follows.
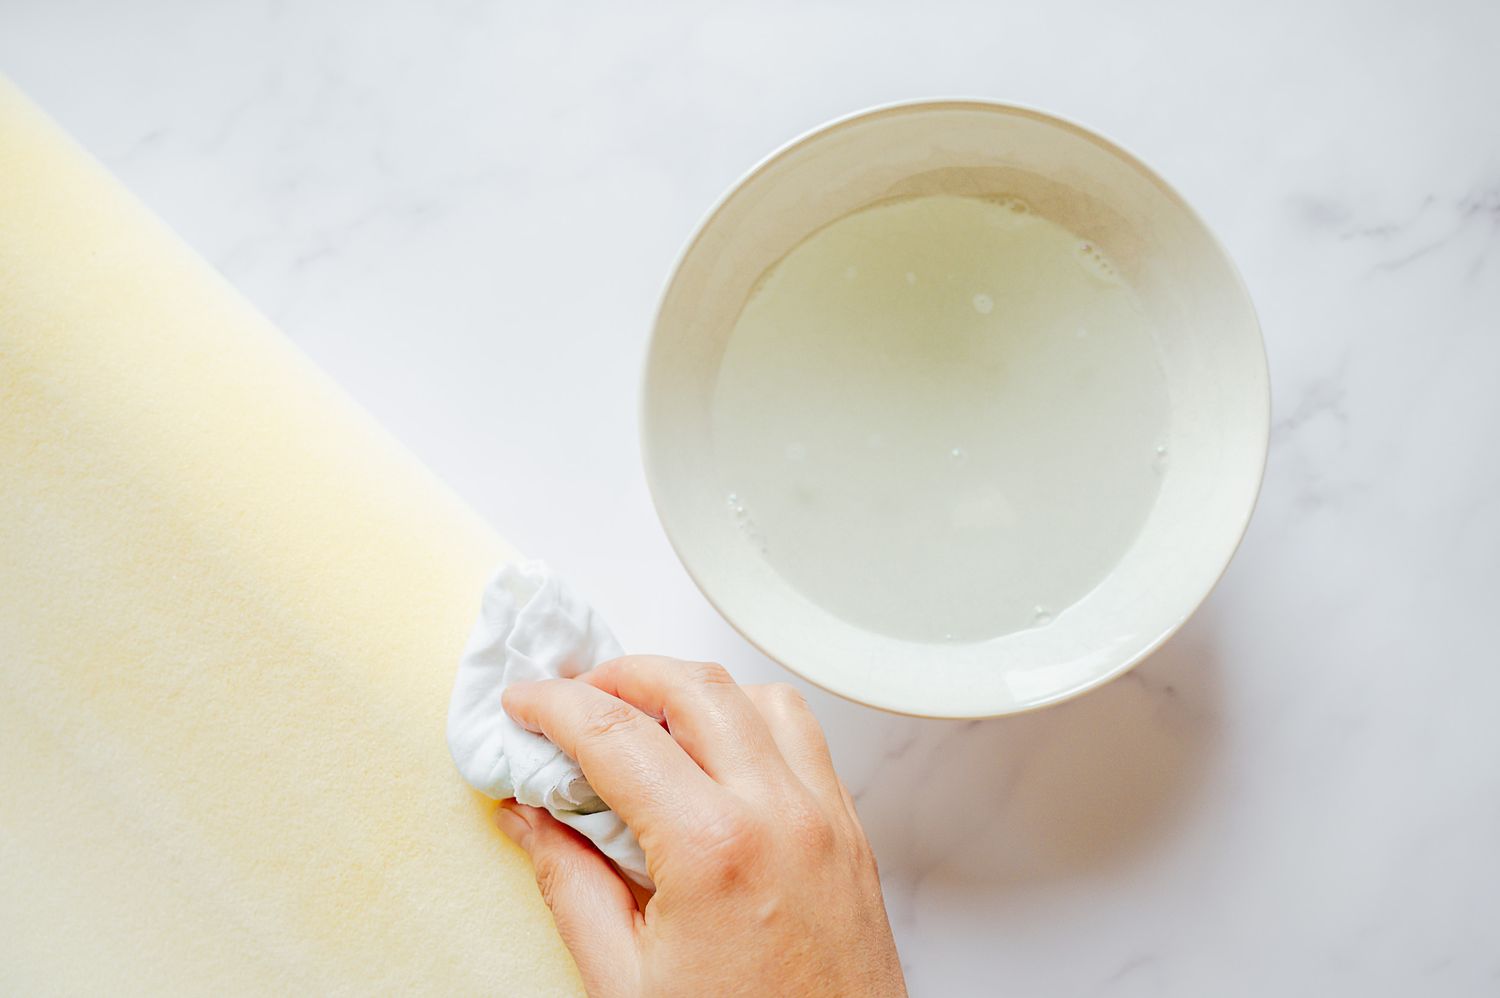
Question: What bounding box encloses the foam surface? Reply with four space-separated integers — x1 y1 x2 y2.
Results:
0 77 582 995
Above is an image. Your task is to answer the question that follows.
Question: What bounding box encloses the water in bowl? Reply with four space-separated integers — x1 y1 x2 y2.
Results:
710 194 1170 643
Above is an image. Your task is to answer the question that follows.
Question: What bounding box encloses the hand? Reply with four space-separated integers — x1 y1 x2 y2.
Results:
495 656 907 998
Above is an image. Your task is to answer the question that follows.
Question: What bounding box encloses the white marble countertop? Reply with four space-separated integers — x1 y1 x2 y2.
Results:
5 2 1497 993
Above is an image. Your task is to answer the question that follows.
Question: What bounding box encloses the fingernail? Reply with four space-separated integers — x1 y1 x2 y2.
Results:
494 802 532 848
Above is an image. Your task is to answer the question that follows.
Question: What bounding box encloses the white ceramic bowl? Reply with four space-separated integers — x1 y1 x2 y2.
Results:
642 100 1268 718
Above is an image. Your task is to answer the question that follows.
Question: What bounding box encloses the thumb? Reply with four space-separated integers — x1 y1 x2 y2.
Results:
496 802 641 989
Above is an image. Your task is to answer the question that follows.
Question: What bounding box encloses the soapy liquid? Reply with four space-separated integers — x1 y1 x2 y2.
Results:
711 194 1170 643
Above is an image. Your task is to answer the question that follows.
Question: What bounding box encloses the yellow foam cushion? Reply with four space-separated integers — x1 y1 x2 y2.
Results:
0 77 582 995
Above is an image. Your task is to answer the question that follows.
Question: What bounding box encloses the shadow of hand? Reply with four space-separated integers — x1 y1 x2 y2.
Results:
817 614 1222 892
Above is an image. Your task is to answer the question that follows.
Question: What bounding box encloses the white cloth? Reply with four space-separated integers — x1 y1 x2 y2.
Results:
446 560 650 887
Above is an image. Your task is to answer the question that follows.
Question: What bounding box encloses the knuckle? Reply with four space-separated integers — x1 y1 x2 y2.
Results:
692 807 766 870
784 801 838 855
531 852 567 908
582 699 643 741
765 682 808 712
688 660 736 688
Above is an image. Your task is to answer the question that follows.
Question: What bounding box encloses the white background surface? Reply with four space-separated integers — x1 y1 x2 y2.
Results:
5 2 1498 993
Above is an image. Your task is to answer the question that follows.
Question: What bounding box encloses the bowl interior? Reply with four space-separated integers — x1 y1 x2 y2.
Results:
643 101 1267 718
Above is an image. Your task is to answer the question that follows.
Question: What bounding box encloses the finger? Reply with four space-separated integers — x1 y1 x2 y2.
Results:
494 802 641 989
502 678 722 841
579 657 790 791
743 683 845 807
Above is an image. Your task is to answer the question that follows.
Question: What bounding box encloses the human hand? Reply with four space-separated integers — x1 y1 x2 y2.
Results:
495 656 907 998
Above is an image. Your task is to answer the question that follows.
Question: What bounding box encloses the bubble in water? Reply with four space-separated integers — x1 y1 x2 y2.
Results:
991 196 1030 218
785 442 807 462
736 510 768 554
1033 605 1053 625
1074 240 1120 283
1075 326 1089 339
1153 442 1170 473
726 492 739 505
972 293 994 315
844 265 858 280
950 446 967 462
904 271 917 286
942 632 955 642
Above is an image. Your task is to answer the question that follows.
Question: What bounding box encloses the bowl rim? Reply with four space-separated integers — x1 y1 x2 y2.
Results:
640 97 1270 719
